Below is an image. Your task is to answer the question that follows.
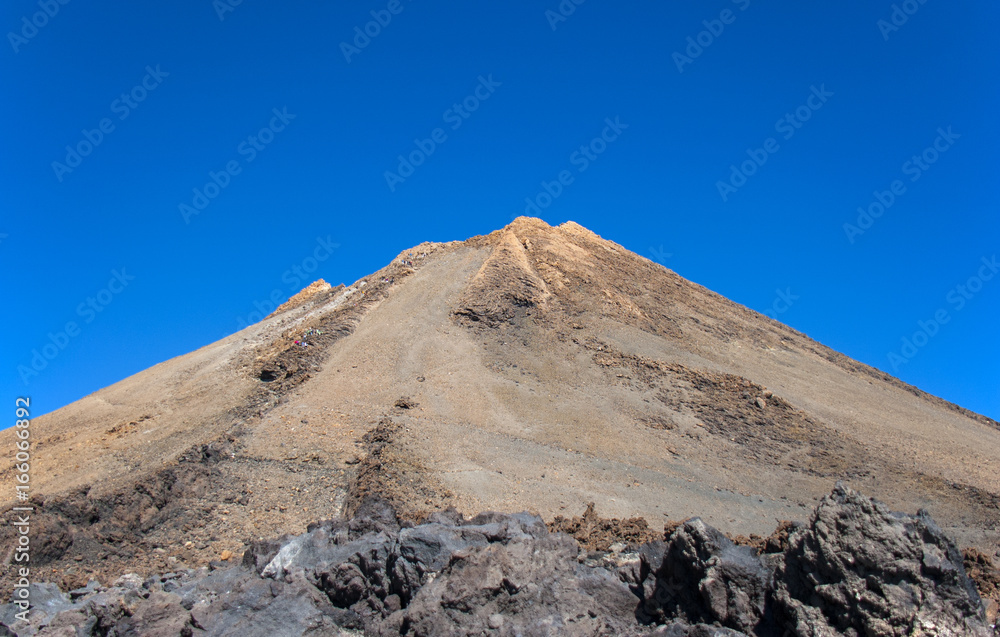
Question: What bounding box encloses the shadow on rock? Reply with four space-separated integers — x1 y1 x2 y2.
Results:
0 487 994 637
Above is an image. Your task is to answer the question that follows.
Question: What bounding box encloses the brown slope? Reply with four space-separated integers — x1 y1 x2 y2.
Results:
1 217 998 595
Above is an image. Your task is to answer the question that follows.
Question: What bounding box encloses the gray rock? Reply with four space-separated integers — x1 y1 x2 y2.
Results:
772 483 993 636
66 582 99 601
241 535 290 576
1 489 992 637
635 519 769 633
25 583 72 617
383 532 640 636
639 622 751 636
113 591 190 637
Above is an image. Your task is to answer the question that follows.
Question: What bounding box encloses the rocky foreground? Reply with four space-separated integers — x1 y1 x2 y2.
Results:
1 485 995 636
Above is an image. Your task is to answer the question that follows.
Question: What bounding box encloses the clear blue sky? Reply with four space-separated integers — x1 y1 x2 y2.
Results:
2 1 998 421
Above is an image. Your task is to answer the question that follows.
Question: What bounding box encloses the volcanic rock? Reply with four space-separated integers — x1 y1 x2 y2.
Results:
1 487 993 636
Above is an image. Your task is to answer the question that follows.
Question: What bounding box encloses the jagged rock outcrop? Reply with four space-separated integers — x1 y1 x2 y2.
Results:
453 224 552 326
268 279 336 317
1 487 993 636
771 484 992 636
631 519 771 633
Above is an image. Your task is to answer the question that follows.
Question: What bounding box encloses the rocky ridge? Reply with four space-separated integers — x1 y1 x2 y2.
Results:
2 485 994 636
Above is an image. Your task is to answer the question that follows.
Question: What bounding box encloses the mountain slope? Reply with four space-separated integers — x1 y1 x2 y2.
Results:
2 217 998 593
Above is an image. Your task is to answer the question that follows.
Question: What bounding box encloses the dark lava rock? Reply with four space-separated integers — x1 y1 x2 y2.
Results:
772 483 993 636
634 518 770 633
0 486 993 636
382 532 640 636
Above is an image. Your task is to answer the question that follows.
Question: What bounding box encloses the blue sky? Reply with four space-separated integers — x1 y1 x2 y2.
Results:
2 0 998 420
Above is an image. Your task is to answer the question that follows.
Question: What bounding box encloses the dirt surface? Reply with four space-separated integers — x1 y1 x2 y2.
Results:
731 520 800 556
2 217 999 607
547 502 659 551
966 547 1000 626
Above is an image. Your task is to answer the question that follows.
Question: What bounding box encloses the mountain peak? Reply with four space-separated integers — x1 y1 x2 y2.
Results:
270 278 334 316
2 221 998 601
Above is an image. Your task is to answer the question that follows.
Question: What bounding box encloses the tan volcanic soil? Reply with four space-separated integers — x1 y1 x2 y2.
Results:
1 217 999 609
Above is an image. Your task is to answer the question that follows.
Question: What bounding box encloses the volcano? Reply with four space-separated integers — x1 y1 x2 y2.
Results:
2 217 998 627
